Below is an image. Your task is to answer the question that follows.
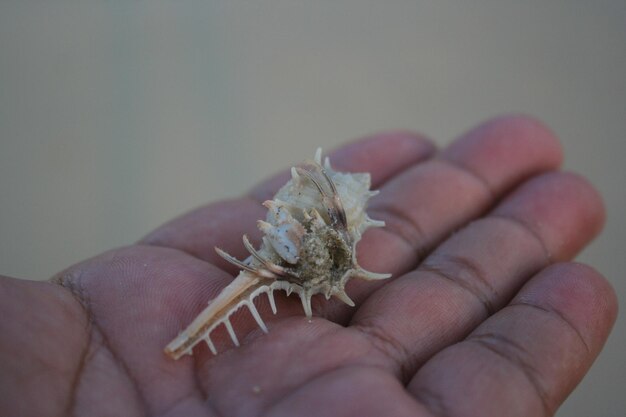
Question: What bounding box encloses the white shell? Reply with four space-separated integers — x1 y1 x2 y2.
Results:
165 148 390 359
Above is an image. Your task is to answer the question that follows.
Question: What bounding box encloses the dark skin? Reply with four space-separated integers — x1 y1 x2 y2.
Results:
0 115 617 417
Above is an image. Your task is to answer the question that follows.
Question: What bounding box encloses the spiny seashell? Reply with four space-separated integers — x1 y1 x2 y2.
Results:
165 148 390 359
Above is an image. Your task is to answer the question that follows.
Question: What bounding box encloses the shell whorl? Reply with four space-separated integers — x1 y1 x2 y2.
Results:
164 148 390 359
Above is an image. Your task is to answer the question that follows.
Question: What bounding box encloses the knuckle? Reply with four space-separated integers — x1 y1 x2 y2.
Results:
420 252 498 315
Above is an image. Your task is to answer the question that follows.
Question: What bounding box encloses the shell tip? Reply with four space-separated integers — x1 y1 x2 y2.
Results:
314 148 323 165
291 166 300 181
224 319 240 347
300 291 313 318
333 289 356 307
267 289 278 314
357 269 392 281
204 336 217 355
247 302 269 333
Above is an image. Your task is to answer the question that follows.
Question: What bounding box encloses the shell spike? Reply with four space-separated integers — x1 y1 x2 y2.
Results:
324 286 332 300
314 147 323 165
365 216 386 228
333 289 355 307
242 234 287 276
242 234 264 262
296 167 327 197
262 199 288 214
257 220 272 234
204 336 217 355
323 156 332 170
247 302 268 333
356 268 392 281
299 291 313 318
218 242 277 279
291 166 300 181
267 289 278 314
223 319 240 347
215 247 256 273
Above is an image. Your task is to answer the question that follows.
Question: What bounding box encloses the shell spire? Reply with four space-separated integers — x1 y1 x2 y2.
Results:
165 148 390 359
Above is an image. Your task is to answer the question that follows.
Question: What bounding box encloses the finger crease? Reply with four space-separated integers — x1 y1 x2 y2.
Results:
94 323 150 413
54 272 150 415
412 385 452 417
468 332 553 416
368 204 429 260
53 274 93 417
192 353 222 416
509 301 591 355
420 254 498 316
354 322 415 383
439 158 496 200
490 214 552 265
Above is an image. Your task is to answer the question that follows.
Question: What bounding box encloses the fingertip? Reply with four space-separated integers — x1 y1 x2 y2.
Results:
443 114 563 192
514 261 618 355
561 171 607 235
328 129 437 183
494 171 606 260
540 171 606 238
249 130 436 201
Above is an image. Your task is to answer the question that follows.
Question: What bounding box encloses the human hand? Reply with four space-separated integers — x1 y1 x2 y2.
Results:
0 115 617 417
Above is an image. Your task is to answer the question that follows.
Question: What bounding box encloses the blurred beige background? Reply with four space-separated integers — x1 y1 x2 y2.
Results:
1 1 624 415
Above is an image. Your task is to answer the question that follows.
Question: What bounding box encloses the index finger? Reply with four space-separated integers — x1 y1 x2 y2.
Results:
139 131 435 270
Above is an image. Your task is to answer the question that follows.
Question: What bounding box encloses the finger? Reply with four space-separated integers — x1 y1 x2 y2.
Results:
322 115 562 318
139 131 435 271
407 262 617 417
351 172 605 379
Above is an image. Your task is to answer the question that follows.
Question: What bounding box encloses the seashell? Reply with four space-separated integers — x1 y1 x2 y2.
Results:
165 148 391 359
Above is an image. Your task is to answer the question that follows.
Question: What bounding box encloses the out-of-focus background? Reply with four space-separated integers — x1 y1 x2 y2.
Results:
1 1 624 415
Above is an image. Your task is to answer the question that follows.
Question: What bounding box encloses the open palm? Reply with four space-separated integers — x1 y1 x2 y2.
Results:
0 116 617 417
